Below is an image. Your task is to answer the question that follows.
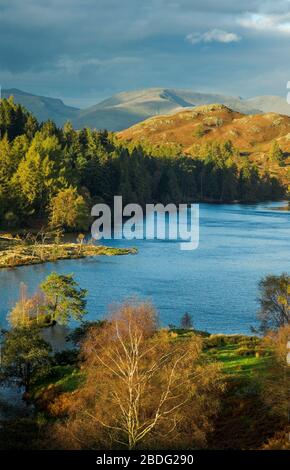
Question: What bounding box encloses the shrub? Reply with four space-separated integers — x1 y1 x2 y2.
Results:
4 211 20 228
238 337 260 348
262 430 290 450
195 124 206 137
236 347 256 357
204 334 249 349
54 349 79 366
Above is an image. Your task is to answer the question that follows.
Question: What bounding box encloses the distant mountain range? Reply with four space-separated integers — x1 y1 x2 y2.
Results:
2 87 290 130
2 88 79 127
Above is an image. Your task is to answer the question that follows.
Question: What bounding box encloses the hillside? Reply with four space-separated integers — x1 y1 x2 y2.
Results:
3 87 290 131
2 88 79 127
118 104 290 183
118 103 290 151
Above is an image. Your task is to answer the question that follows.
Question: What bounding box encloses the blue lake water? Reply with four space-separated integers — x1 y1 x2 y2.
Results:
0 202 289 334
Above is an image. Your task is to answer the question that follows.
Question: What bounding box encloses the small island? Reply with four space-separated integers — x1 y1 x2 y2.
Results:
0 234 137 269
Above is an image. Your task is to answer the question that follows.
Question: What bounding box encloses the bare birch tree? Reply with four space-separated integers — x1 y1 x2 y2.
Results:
54 301 223 449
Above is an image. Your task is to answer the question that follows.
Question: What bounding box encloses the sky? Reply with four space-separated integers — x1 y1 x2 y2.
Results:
1 0 290 108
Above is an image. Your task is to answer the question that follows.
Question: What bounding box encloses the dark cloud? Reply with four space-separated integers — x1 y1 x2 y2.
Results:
0 0 289 106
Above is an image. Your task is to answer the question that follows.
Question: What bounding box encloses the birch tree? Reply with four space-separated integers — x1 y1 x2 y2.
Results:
54 301 223 449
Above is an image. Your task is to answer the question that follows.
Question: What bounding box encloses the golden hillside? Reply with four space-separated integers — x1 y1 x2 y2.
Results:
118 104 290 184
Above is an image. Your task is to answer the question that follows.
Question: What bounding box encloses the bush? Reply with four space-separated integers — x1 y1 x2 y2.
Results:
236 347 256 357
204 334 249 349
204 335 227 348
262 430 290 450
238 337 260 348
54 349 79 366
67 320 107 346
4 211 20 228
194 124 206 137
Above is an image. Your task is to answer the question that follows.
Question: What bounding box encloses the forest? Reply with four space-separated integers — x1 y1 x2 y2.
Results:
0 97 285 231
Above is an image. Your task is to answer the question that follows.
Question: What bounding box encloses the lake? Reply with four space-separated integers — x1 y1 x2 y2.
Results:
0 201 289 334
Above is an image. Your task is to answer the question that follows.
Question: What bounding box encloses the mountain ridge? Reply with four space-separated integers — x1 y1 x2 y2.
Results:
2 88 79 127
2 87 290 131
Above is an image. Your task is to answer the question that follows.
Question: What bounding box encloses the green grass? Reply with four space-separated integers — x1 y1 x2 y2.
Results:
206 344 270 378
170 328 210 338
172 330 272 380
31 365 84 399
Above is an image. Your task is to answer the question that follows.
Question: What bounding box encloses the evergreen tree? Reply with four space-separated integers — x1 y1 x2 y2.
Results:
40 272 87 325
180 312 193 329
1 326 51 393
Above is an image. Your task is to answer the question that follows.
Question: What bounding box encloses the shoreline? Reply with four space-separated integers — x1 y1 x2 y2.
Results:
0 241 137 269
272 205 289 212
0 199 288 238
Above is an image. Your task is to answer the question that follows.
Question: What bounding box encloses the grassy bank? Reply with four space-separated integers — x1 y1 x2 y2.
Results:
202 335 279 449
30 331 271 404
0 235 137 268
4 330 281 450
203 334 270 378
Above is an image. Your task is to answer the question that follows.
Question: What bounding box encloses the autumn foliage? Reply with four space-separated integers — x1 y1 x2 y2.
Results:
52 301 224 449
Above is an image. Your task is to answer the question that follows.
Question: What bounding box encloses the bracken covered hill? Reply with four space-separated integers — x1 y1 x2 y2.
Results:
118 103 290 185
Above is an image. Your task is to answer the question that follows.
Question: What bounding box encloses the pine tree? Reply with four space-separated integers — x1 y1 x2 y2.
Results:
40 272 87 325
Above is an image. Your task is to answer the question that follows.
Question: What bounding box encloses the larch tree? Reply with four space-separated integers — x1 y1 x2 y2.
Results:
49 187 91 231
7 282 45 327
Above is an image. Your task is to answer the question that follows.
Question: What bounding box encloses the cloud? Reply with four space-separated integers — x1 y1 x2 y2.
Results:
0 0 288 103
186 29 241 44
238 12 290 35
56 56 139 75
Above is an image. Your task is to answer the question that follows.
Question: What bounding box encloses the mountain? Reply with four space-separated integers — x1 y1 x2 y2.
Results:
118 103 290 184
72 88 263 131
73 88 290 131
3 87 290 131
2 88 79 126
246 95 290 116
